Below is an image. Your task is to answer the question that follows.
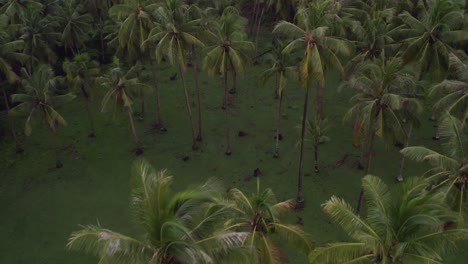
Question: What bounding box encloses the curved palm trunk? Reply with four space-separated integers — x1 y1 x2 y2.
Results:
192 45 203 141
229 60 237 94
397 124 413 182
223 73 231 155
149 59 164 130
297 89 310 209
2 85 22 153
127 106 141 154
358 129 367 170
357 129 376 214
178 64 197 150
80 85 95 137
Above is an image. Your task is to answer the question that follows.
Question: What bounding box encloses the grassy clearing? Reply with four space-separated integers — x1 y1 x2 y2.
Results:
0 61 466 263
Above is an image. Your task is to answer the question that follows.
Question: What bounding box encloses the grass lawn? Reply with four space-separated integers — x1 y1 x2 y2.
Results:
0 60 466 263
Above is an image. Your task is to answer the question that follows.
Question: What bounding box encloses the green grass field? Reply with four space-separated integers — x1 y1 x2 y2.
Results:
1 62 467 263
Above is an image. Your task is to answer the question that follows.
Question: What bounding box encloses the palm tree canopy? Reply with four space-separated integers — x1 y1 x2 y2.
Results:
310 175 468 264
0 14 27 83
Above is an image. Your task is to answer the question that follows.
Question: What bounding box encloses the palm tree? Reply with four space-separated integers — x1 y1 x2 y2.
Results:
203 7 254 155
223 176 314 263
148 0 204 150
0 14 27 153
63 53 100 137
273 2 351 207
56 0 94 55
401 114 468 219
0 0 42 24
85 0 110 63
68 159 245 264
10 65 75 168
305 115 330 174
341 57 421 213
310 175 468 263
261 39 297 158
100 60 148 155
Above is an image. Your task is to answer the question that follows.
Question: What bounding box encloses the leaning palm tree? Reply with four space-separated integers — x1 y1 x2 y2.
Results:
310 175 468 264
203 7 254 155
148 0 204 150
341 57 421 213
99 60 148 155
401 113 468 220
261 39 297 158
223 176 315 263
10 65 75 168
63 53 100 137
273 2 351 207
68 159 246 264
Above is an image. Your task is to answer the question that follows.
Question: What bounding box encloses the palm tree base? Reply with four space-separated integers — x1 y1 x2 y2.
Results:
225 149 232 156
228 88 236 94
135 148 144 156
314 166 319 173
88 132 96 138
295 197 305 211
273 151 279 158
396 175 404 182
357 163 364 170
432 136 440 141
196 135 202 142
15 146 24 154
152 123 167 132
192 143 199 150
56 160 63 169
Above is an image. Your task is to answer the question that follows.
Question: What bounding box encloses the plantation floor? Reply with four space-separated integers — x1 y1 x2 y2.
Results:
1 61 467 263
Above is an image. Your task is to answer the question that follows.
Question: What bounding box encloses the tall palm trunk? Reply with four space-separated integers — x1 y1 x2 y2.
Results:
178 64 197 150
254 6 265 60
192 45 203 141
223 73 231 155
314 143 319 173
80 85 95 137
357 128 376 214
297 89 310 209
397 124 413 182
149 58 164 130
139 86 145 119
229 60 237 94
2 85 22 153
274 75 283 158
127 106 141 154
43 107 62 168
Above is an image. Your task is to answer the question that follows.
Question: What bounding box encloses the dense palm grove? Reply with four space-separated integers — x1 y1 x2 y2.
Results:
0 0 467 263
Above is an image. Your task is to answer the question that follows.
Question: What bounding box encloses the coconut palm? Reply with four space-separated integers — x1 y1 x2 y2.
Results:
273 2 351 207
0 0 42 23
0 14 27 153
56 0 93 55
261 39 297 158
310 175 468 264
68 159 246 264
341 57 421 213
396 0 468 82
203 7 254 155
223 176 315 263
99 60 148 155
147 0 204 150
401 114 468 219
62 53 100 137
9 65 75 168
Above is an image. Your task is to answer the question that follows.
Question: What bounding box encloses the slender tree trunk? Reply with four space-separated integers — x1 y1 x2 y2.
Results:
357 128 376 214
250 0 259 36
254 6 265 60
274 89 283 158
192 45 203 141
397 124 413 182
80 85 95 137
2 85 22 153
99 16 105 63
274 71 279 99
223 73 231 155
178 64 197 150
139 86 145 120
314 144 319 173
229 60 237 94
316 80 324 120
149 58 164 130
357 128 367 170
297 89 310 209
127 107 141 155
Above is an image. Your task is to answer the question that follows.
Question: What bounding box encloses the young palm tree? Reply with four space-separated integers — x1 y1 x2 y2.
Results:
305 115 330 174
341 57 421 213
223 176 315 263
273 2 351 207
63 53 100 137
310 175 468 263
261 39 297 158
148 0 204 150
402 114 468 219
203 7 254 155
68 159 245 264
10 65 75 168
100 61 148 155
